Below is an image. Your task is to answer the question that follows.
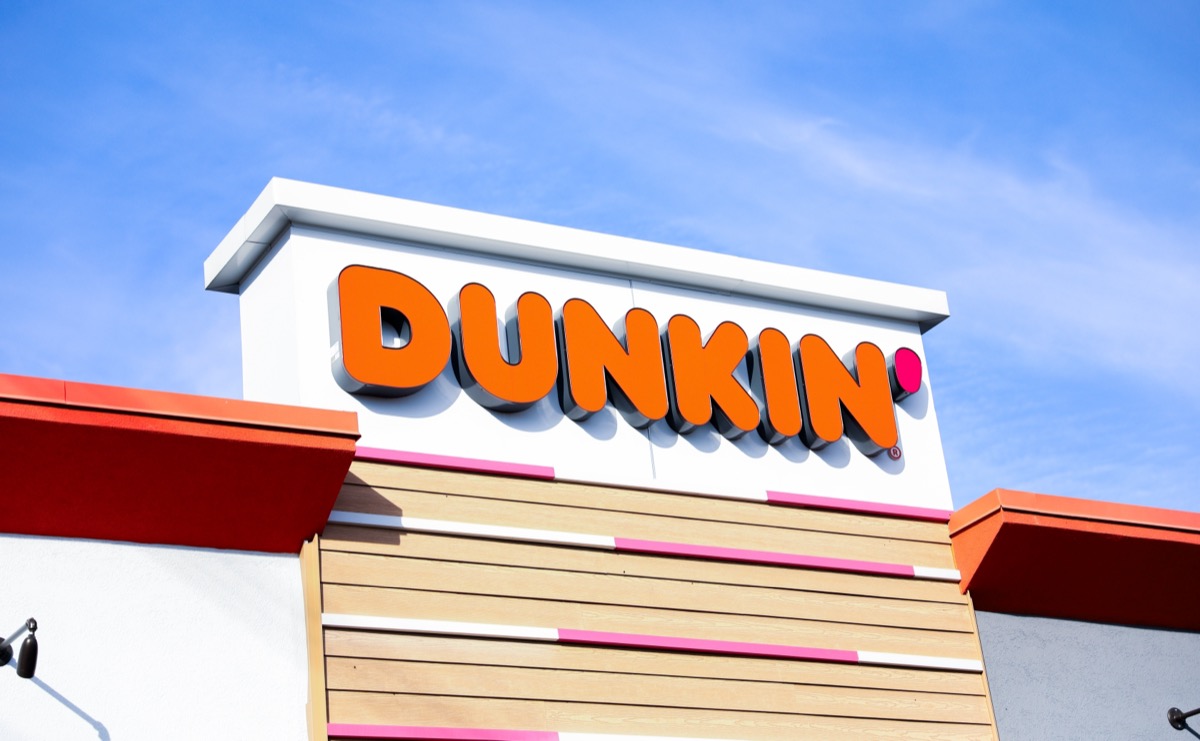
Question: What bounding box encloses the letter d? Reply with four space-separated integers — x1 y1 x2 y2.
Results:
331 265 452 396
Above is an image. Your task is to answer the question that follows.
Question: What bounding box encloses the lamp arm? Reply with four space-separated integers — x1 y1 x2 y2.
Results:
0 618 38 679
4 621 31 647
1169 706 1200 730
1 618 36 663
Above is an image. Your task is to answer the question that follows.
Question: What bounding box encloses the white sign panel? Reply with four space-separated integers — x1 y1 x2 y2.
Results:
207 179 953 510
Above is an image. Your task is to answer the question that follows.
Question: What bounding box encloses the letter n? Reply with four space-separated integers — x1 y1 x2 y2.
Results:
556 299 668 428
797 335 898 455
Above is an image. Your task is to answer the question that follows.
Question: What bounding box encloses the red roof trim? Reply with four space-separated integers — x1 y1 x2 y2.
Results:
0 373 359 553
950 488 1200 631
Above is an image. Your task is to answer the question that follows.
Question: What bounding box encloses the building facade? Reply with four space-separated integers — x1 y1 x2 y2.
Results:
2 180 1196 739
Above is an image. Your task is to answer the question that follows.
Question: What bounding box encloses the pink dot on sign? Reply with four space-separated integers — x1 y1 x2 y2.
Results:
894 348 922 395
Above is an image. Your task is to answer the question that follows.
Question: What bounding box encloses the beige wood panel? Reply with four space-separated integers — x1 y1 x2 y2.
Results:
322 550 973 633
320 526 968 605
349 462 952 545
322 584 982 658
299 537 328 741
964 592 1002 741
328 691 996 741
335 484 955 568
327 657 992 724
324 630 987 696
319 463 995 739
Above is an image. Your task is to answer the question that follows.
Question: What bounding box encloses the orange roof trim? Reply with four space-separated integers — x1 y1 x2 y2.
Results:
0 372 356 436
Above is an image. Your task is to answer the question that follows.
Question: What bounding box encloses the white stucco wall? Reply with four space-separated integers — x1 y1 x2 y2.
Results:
0 533 309 740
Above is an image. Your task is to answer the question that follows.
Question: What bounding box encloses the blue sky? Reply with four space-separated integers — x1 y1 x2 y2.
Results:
2 1 1198 510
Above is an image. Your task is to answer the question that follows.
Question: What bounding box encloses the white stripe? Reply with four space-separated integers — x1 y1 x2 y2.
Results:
911 566 962 582
328 511 955 581
327 512 954 583
327 510 617 549
324 611 983 674
322 613 559 641
857 650 983 673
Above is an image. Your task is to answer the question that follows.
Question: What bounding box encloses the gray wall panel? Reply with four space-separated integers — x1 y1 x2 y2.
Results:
977 611 1200 740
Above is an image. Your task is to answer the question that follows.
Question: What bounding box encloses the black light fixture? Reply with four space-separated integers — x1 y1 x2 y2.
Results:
1170 705 1200 731
0 618 38 679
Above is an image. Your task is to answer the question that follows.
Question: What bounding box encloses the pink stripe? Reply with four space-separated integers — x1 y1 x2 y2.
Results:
355 446 555 480
558 628 858 664
766 490 952 522
328 724 557 740
615 537 915 578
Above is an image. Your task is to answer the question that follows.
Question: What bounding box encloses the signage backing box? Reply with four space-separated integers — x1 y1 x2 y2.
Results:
206 179 953 510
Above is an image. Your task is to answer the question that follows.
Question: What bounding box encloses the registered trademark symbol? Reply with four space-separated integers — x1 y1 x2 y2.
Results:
888 446 902 460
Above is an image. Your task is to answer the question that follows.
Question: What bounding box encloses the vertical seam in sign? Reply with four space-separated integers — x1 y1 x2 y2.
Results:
643 424 658 479
628 277 660 481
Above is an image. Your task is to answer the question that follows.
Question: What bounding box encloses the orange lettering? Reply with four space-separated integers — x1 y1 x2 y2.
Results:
557 299 668 428
332 265 452 396
662 316 759 438
796 335 897 455
451 283 558 411
747 327 803 443
332 269 912 456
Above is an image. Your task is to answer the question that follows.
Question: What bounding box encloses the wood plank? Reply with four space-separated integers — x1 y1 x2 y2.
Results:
348 461 953 545
319 527 968 605
334 484 955 568
324 630 987 696
326 656 991 724
328 691 996 740
322 584 983 659
321 550 973 633
964 592 1001 741
300 536 329 741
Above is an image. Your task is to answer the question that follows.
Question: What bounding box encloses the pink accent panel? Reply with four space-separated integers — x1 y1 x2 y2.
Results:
893 347 923 395
766 490 952 522
355 446 555 480
558 628 858 664
327 724 558 740
615 537 915 578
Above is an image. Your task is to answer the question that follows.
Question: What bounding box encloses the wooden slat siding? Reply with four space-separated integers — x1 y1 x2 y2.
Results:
300 536 330 741
321 550 973 633
963 592 1002 741
349 461 951 545
327 693 995 741
322 585 982 659
320 527 967 605
319 462 997 739
326 657 991 724
325 630 987 696
335 484 955 568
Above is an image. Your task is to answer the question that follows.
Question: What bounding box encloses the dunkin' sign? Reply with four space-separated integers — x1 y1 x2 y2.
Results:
331 265 923 457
